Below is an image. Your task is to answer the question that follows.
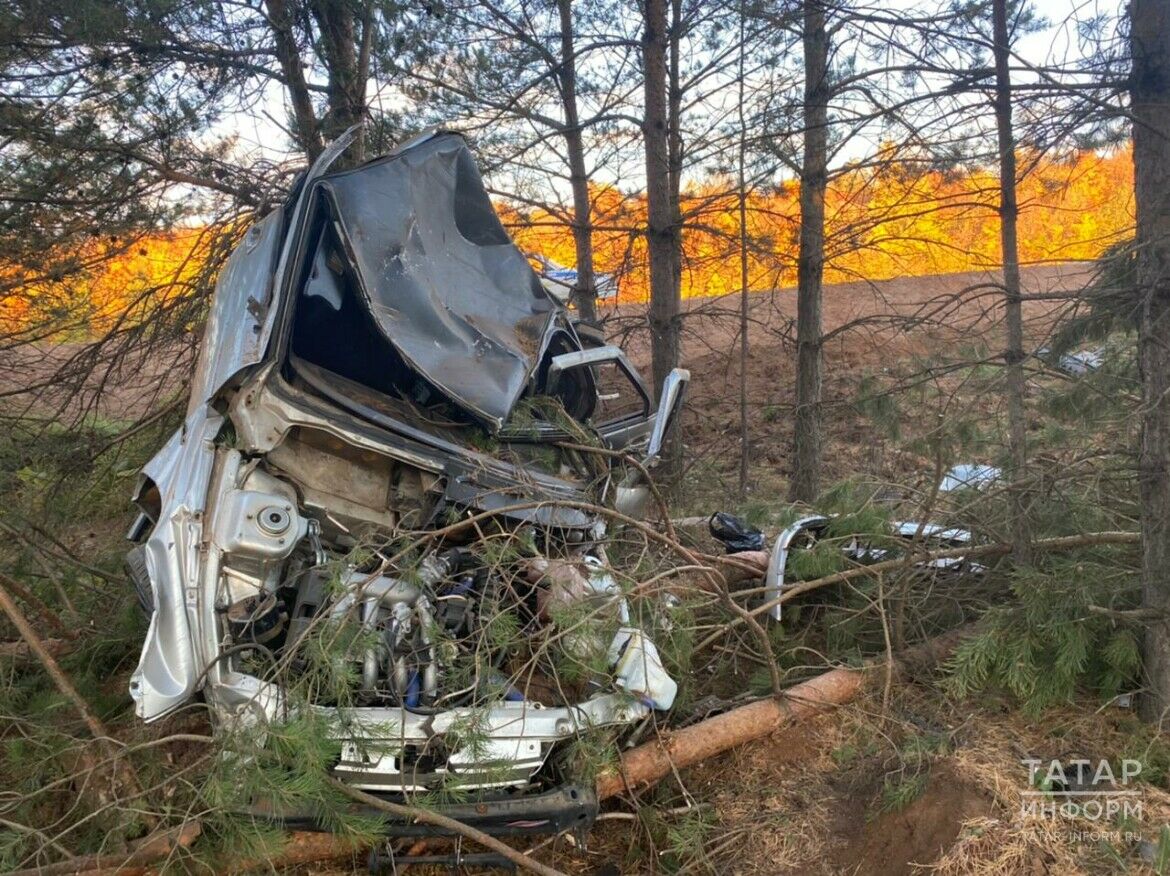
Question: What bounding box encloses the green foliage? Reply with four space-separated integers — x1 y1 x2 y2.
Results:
1039 337 1138 439
787 538 847 580
558 729 620 783
854 373 902 440
547 596 619 684
878 771 928 814
831 731 881 768
1155 825 1170 875
632 805 717 873
1117 721 1170 790
196 715 385 866
1049 240 1138 357
945 554 1141 713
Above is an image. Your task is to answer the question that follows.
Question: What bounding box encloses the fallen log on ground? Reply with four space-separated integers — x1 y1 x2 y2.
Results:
223 830 366 875
596 626 974 800
596 666 863 799
7 821 201 876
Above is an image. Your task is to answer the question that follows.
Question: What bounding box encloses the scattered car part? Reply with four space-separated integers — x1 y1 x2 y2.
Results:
528 253 619 303
763 516 829 621
1035 345 1104 376
939 463 1002 492
762 516 981 622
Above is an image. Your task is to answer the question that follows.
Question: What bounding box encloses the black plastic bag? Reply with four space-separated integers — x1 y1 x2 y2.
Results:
708 511 765 553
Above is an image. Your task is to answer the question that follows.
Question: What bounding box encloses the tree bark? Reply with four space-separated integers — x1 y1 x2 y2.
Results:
667 0 684 299
596 665 862 799
1132 0 1170 721
556 0 598 323
264 0 324 159
310 0 369 165
991 0 1032 563
737 0 751 495
789 0 829 504
642 0 681 401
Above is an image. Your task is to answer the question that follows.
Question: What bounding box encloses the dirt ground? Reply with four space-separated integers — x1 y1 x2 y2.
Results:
0 261 1091 431
611 263 1096 504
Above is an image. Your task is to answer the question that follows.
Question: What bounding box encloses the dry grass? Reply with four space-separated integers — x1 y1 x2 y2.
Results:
565 687 1170 876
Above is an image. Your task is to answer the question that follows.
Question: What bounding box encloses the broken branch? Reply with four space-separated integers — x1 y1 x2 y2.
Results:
698 530 1139 652
326 779 568 876
0 577 153 828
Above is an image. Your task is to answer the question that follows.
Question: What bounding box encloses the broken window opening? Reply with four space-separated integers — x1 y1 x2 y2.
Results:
290 202 429 405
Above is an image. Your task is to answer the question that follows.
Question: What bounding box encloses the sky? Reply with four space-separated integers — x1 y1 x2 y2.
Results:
208 0 1126 199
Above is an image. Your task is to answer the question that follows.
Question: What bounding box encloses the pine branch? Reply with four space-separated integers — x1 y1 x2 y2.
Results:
0 577 154 829
698 531 1140 652
326 779 568 876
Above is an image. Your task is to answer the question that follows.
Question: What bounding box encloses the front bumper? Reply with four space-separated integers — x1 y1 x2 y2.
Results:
261 782 598 838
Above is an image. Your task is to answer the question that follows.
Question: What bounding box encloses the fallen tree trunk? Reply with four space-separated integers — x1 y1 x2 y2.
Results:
7 822 201 876
596 666 863 799
596 626 974 801
224 830 366 874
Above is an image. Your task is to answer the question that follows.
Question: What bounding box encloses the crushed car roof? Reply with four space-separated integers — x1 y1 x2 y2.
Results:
315 132 560 428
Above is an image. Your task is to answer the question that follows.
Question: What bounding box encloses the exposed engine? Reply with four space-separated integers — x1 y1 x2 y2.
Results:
174 439 676 793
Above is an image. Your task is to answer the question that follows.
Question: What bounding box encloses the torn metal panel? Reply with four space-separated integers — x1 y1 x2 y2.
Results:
939 463 1002 492
188 126 361 412
186 208 284 415
128 411 223 719
316 133 559 429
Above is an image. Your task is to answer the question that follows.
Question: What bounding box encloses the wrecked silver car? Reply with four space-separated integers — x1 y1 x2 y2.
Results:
125 128 686 832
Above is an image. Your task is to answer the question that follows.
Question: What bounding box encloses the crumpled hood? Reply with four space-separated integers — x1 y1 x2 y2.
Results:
316 133 559 428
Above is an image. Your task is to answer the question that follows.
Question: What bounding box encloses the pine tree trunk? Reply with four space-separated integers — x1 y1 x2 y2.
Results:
991 0 1031 563
1132 0 1170 721
667 0 684 298
557 0 598 324
657 0 685 477
737 0 750 495
264 0 323 158
642 0 680 402
789 0 828 504
311 0 362 141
